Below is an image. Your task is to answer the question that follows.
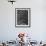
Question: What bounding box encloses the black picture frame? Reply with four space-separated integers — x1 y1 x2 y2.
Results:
15 8 31 28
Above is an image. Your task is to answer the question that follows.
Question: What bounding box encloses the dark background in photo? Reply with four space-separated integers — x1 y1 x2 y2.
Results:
17 10 28 25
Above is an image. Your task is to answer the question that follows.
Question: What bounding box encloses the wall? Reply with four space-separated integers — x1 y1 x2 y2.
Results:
0 0 46 42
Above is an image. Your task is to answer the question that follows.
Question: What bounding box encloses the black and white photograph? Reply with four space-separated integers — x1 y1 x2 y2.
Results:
15 8 31 27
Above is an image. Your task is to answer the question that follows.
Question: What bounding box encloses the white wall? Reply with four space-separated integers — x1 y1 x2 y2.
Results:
0 0 46 42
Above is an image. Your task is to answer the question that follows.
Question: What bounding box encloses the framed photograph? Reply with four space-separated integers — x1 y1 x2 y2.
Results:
15 8 31 27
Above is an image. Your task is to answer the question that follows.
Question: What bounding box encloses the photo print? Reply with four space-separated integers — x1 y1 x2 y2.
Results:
15 8 31 27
